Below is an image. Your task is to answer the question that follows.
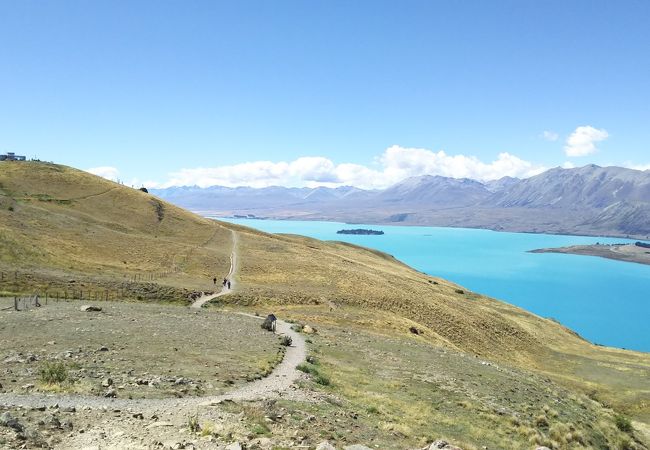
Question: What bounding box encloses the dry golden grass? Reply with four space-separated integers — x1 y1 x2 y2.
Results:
0 162 232 298
2 161 649 443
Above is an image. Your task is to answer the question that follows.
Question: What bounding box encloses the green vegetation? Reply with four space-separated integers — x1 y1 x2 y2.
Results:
296 360 330 386
187 414 200 433
39 362 67 384
616 415 634 433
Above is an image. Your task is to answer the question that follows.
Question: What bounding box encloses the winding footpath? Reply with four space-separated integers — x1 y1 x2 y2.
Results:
191 229 238 309
0 227 307 415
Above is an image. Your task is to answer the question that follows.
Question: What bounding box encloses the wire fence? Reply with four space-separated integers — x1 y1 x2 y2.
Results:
0 269 179 284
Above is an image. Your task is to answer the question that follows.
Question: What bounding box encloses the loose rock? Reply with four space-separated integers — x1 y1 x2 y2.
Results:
79 304 102 312
0 411 24 432
103 388 117 398
428 440 464 450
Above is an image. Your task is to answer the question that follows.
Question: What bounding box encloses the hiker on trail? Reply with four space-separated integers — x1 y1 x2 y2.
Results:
223 278 227 287
227 280 231 289
213 277 217 285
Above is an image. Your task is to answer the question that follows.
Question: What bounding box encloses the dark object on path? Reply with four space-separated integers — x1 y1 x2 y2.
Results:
213 277 217 285
409 326 423 335
261 314 277 332
223 278 227 286
80 304 102 312
227 280 231 289
139 187 148 193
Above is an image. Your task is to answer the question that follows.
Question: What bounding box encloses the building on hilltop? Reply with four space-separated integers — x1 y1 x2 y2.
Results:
0 152 26 161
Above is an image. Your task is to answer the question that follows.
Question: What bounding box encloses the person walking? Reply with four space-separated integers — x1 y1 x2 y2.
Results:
213 277 217 285
227 280 231 289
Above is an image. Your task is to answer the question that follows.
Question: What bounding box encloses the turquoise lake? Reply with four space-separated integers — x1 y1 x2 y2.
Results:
219 218 650 353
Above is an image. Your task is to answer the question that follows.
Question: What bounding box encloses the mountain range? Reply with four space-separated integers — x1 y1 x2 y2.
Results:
151 165 650 239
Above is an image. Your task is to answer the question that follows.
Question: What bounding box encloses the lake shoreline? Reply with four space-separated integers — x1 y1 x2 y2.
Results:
201 212 650 242
217 217 650 353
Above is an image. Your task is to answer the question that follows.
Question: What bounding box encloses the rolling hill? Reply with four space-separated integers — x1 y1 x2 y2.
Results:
2 161 650 448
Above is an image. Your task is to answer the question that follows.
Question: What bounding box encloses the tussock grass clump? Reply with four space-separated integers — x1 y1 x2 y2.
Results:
39 362 67 384
615 414 633 433
296 361 330 386
534 414 549 428
366 405 380 415
187 414 200 433
280 335 292 346
240 405 271 436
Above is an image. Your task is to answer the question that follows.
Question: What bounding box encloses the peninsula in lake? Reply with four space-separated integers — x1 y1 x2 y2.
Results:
531 241 650 266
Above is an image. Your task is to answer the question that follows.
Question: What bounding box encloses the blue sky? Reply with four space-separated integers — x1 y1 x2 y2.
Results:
1 0 649 188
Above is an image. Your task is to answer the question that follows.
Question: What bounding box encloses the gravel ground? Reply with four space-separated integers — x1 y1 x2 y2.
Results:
0 315 308 449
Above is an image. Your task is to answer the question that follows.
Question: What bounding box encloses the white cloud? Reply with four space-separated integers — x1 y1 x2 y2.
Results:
541 130 559 141
160 146 546 189
562 161 576 169
86 166 120 181
622 162 650 172
564 126 609 157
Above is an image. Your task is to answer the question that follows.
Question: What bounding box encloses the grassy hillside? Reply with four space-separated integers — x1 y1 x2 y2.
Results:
1 161 649 447
0 161 233 300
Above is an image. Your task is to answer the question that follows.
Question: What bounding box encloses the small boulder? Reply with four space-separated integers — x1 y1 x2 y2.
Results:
302 325 316 334
79 305 102 312
0 411 24 432
343 446 373 450
536 448 552 450
103 388 117 398
48 415 62 429
428 440 463 450
98 345 109 352
3 355 26 364
316 441 337 450
225 442 242 450
101 377 113 387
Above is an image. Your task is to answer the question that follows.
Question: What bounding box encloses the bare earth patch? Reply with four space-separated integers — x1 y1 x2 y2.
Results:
0 299 283 399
